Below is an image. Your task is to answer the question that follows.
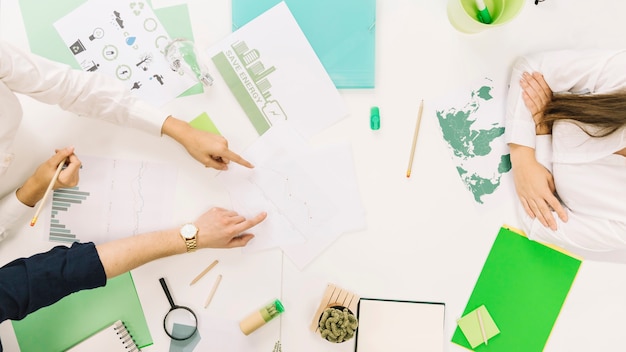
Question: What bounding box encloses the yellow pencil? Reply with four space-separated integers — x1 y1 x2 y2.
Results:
204 274 222 308
30 158 66 226
406 99 424 178
190 259 219 285
477 308 488 346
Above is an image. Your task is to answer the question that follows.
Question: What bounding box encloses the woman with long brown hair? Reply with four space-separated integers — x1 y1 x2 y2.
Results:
505 49 626 253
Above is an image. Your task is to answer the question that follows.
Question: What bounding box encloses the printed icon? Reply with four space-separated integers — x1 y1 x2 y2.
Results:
89 27 104 41
102 45 119 61
69 39 86 55
80 59 100 72
116 64 132 80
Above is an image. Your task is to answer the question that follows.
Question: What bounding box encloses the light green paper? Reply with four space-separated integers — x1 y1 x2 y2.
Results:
457 305 500 348
189 112 221 135
232 0 376 89
17 0 202 96
451 227 582 352
12 272 152 351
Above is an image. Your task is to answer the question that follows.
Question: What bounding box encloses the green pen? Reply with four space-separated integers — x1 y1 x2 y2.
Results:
475 0 493 24
370 106 380 130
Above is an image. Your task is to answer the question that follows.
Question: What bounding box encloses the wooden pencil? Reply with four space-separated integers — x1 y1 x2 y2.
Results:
204 274 222 308
30 158 66 226
406 99 424 178
190 259 219 285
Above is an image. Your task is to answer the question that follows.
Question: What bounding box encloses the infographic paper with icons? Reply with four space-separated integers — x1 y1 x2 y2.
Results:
205 2 347 139
53 0 196 106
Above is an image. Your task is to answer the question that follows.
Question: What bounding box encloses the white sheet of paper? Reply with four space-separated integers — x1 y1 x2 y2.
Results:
53 0 196 106
205 2 347 139
218 124 366 268
281 143 366 269
43 155 177 244
356 299 445 352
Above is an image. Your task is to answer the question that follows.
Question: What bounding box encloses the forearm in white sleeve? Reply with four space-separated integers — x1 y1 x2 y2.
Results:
0 190 32 242
522 206 626 253
0 41 167 136
504 48 626 148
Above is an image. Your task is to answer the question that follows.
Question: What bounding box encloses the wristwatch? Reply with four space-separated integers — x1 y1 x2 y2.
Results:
179 223 198 252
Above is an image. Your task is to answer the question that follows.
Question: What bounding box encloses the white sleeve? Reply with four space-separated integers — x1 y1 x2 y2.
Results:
0 41 166 136
0 190 32 242
505 48 626 148
520 206 626 253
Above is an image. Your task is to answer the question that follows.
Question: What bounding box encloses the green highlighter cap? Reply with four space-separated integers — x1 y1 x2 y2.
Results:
370 106 380 130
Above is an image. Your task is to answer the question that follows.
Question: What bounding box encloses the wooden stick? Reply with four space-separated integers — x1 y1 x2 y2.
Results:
477 308 488 346
30 158 66 226
204 274 222 308
406 99 424 178
190 259 219 285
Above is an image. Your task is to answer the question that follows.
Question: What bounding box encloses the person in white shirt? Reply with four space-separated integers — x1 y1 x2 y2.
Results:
0 41 254 242
505 49 626 255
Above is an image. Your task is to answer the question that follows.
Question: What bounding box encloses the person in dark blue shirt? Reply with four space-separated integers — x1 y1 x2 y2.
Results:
0 206 266 349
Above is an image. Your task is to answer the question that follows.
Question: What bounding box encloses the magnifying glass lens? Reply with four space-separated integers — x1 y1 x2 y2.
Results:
164 307 198 340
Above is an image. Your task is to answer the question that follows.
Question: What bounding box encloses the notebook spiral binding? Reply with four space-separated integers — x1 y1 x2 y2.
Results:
113 320 141 352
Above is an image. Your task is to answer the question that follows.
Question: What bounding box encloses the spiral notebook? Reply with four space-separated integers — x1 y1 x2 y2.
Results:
67 320 140 352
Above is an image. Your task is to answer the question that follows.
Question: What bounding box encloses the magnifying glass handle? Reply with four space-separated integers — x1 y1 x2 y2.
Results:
159 277 177 309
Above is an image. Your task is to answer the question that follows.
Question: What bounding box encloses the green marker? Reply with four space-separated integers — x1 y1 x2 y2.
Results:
475 0 493 24
370 106 380 130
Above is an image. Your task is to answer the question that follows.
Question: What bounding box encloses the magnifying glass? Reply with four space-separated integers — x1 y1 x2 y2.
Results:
159 277 198 340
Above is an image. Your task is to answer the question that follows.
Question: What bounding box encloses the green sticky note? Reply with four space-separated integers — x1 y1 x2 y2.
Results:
12 272 152 351
189 112 220 135
457 305 500 348
451 226 582 352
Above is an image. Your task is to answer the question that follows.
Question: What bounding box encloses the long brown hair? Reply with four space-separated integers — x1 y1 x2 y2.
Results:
543 92 626 137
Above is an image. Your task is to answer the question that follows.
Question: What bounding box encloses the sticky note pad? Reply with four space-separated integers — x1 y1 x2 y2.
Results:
457 305 500 348
189 112 221 135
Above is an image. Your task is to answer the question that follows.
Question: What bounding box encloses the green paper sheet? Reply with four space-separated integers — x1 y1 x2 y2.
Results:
189 112 220 135
232 0 376 89
12 272 152 351
16 0 202 96
451 226 582 351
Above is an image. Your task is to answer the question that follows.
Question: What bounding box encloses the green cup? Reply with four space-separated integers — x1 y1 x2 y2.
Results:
447 0 525 33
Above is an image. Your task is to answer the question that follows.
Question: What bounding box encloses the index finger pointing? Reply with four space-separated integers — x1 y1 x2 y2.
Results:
222 149 254 169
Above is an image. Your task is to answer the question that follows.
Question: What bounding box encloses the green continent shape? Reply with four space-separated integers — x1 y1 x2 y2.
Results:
475 85 493 100
437 109 504 159
456 166 502 204
498 154 512 173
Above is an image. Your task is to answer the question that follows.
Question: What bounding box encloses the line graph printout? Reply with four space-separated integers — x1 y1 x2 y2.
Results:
44 155 177 244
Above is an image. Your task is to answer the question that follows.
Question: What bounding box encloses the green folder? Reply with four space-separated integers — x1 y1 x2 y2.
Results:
12 272 152 351
232 0 376 89
452 226 582 351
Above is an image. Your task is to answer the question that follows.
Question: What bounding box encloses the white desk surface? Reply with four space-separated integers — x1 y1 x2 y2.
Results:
1 0 626 351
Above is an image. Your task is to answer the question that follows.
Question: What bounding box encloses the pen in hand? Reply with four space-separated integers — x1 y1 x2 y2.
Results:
30 158 66 227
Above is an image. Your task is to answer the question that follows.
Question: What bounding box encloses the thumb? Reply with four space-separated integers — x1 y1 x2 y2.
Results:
228 234 255 248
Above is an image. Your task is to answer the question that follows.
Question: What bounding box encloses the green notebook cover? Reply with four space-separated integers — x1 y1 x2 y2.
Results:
451 226 582 351
232 0 376 89
12 272 152 351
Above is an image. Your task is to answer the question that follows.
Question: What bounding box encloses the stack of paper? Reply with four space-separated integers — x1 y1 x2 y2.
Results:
218 125 366 269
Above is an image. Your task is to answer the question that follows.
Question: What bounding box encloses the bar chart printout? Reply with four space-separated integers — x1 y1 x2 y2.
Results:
49 187 91 243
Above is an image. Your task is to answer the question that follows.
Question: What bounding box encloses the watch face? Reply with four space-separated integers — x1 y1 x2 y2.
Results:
180 223 198 239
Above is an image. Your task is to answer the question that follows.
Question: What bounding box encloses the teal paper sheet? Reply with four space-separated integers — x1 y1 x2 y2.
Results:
232 0 376 89
16 0 202 96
